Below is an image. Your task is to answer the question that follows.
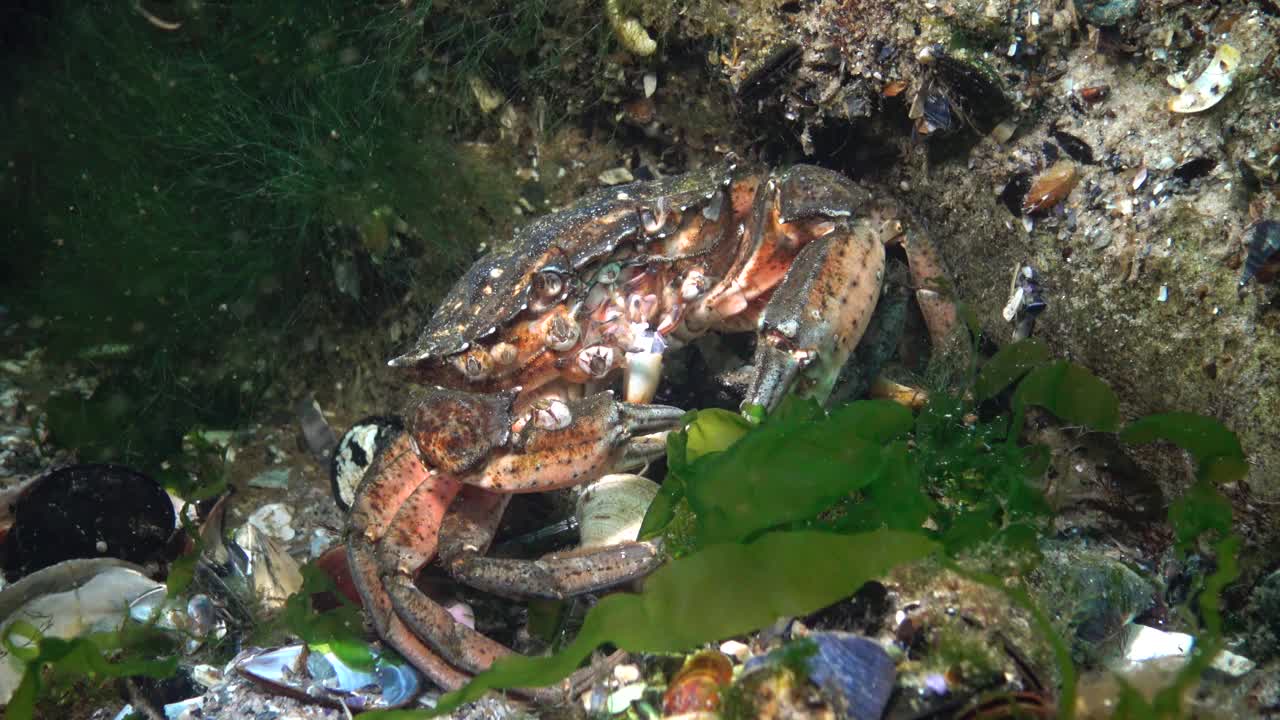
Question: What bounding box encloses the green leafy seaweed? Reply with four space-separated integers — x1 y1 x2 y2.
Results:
1013 360 1120 436
281 563 376 670
427 530 938 714
974 338 1051 401
2 621 180 720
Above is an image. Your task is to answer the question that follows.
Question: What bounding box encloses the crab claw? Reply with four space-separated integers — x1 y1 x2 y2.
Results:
742 222 886 414
472 392 684 493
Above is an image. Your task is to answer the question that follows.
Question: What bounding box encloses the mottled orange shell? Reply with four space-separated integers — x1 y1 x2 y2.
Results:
1022 161 1079 215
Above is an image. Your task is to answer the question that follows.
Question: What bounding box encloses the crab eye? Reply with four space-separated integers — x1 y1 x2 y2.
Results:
534 269 565 298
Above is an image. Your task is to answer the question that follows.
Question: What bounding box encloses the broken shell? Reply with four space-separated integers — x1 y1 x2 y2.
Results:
1168 44 1241 113
8 464 176 578
229 521 303 613
0 559 162 704
575 473 660 549
803 633 897 720
236 642 422 711
1022 161 1080 215
1239 220 1280 294
330 416 404 512
129 586 227 653
663 650 733 715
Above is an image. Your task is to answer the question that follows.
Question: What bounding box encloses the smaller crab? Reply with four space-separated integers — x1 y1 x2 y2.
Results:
337 159 958 704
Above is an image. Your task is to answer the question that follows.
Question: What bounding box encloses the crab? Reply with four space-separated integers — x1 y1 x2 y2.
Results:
344 158 957 703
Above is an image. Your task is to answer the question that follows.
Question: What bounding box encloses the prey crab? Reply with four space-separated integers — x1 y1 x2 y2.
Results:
344 159 957 702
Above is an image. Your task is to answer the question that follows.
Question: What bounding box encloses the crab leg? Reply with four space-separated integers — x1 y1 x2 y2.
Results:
346 432 471 691
743 218 887 413
893 216 959 351
369 391 681 696
437 485 666 601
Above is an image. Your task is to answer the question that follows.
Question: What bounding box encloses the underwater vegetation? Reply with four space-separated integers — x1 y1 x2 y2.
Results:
1 0 542 470
0 330 1247 719
413 339 1244 719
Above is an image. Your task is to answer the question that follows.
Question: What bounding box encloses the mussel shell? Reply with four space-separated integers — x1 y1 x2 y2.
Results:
7 464 175 579
236 643 422 710
329 416 404 512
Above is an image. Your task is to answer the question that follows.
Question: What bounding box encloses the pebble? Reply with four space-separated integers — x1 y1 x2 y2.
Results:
598 167 635 185
309 528 336 558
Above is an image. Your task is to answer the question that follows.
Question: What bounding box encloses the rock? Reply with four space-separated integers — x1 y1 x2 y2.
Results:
598 167 635 185
1034 544 1156 664
1079 0 1139 26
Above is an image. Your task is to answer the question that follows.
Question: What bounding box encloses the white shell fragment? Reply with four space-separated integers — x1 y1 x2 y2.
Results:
242 502 296 543
1119 623 1255 677
1168 44 1241 113
575 473 661 549
0 559 162 704
643 72 657 98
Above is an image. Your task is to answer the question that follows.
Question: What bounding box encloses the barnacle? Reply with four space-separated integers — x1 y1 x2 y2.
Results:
605 0 656 56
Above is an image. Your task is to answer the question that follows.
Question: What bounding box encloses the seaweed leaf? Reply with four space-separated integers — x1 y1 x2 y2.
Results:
2 621 180 720
1120 413 1248 485
685 400 912 545
426 530 938 715
974 338 1051 401
282 563 375 670
1012 360 1119 436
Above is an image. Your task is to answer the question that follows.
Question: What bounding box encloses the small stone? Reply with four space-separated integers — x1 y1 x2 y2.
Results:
598 167 635 186
719 639 751 663
247 467 291 490
190 664 223 689
309 528 336 558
